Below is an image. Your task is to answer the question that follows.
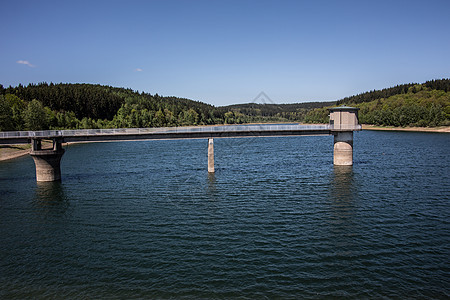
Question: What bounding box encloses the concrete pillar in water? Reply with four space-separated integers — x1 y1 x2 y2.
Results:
30 138 65 182
208 138 215 173
333 131 353 166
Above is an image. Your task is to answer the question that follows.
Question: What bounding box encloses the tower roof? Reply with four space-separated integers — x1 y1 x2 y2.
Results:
328 106 359 112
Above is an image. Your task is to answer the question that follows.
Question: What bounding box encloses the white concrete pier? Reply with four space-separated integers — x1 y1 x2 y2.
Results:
208 138 215 173
333 131 353 166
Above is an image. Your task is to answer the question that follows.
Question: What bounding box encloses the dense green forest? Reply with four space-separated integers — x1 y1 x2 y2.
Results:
221 101 336 124
304 80 450 127
216 79 450 126
0 83 224 130
0 79 449 131
336 79 450 105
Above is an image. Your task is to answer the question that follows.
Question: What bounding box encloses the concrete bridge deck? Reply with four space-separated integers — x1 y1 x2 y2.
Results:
0 124 361 145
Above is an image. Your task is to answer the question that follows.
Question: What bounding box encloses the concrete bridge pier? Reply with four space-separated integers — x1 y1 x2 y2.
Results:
333 131 353 166
208 138 214 173
30 138 65 182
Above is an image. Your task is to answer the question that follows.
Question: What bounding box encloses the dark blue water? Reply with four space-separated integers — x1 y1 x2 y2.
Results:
1 131 449 299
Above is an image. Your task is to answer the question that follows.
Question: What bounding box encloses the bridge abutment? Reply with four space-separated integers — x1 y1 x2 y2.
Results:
30 138 65 182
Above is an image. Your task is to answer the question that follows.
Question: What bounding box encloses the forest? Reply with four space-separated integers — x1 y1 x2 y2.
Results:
0 79 449 131
303 80 450 126
0 83 224 131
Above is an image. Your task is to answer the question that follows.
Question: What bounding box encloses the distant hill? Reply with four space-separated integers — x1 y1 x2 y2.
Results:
218 101 337 124
337 79 450 105
222 101 336 112
0 83 224 130
0 82 218 121
305 80 450 126
220 79 450 124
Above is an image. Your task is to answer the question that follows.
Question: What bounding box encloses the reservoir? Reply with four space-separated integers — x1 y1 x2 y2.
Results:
0 130 449 298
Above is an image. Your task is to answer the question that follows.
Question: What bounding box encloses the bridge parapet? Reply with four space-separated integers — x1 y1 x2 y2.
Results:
0 124 337 144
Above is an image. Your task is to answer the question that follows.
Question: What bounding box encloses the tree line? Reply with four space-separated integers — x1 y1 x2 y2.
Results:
305 84 450 127
356 87 449 127
0 83 225 131
225 79 450 126
1 80 449 131
221 79 450 126
336 79 450 105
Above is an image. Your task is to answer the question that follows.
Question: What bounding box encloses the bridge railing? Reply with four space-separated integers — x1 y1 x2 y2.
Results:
0 124 361 139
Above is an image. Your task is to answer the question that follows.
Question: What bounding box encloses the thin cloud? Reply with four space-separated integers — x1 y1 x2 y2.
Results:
17 60 36 68
134 68 143 72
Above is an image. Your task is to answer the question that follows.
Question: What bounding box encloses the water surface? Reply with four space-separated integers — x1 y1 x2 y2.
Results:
0 131 449 298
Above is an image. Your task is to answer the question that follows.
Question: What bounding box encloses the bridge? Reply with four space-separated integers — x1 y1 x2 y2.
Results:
0 107 361 181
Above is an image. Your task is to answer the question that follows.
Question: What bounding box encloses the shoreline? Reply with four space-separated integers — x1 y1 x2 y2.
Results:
361 124 450 133
0 141 57 162
0 146 31 161
1 124 449 162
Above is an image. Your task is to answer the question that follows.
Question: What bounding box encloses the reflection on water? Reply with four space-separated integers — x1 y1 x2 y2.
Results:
328 165 357 226
330 165 354 202
325 165 360 259
33 181 69 219
207 172 216 191
35 181 66 201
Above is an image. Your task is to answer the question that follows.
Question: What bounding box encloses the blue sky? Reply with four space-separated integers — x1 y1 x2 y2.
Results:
1 0 449 106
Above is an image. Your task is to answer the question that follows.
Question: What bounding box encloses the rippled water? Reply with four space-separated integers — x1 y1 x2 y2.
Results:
1 131 449 298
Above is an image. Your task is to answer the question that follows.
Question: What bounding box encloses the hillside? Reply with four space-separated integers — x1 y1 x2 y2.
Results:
304 84 450 127
219 101 336 124
336 79 450 105
0 83 224 130
356 87 450 127
218 79 450 125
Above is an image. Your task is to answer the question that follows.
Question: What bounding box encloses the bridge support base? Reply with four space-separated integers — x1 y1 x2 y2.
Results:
333 131 353 166
208 138 214 173
30 138 65 182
